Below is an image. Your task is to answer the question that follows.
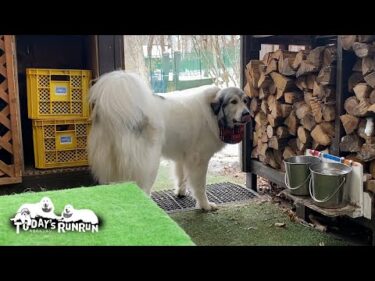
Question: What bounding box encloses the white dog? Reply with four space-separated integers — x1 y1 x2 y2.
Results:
61 204 98 224
88 71 251 211
12 197 59 220
10 208 32 226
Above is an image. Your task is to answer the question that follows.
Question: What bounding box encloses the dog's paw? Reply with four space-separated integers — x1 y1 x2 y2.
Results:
174 187 188 198
198 202 218 211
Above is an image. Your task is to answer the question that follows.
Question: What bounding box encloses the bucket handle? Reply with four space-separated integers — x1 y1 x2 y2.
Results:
309 175 346 203
284 172 311 191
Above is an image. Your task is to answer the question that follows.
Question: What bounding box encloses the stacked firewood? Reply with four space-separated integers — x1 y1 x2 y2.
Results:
340 35 375 193
244 45 336 171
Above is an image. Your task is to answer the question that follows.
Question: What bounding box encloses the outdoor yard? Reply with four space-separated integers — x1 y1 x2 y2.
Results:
153 144 245 191
171 202 355 246
152 144 365 246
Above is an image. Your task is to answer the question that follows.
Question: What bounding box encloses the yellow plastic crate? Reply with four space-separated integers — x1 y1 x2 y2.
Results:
32 119 91 169
27 68 92 119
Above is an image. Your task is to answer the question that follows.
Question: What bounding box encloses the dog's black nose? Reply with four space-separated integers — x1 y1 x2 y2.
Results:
242 110 250 117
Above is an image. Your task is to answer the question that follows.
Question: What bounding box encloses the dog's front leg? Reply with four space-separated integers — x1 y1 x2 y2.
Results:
186 158 218 211
173 162 188 197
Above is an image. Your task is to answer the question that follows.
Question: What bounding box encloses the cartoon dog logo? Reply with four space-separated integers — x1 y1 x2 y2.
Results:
11 196 60 222
10 208 32 226
61 204 98 224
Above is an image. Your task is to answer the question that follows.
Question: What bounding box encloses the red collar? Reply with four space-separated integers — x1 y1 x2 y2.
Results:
219 124 245 144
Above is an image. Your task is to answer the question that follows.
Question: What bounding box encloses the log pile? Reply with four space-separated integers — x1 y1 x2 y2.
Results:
244 46 336 171
339 35 375 193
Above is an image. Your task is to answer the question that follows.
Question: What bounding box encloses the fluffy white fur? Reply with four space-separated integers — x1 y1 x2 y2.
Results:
61 204 98 224
11 208 32 226
88 71 249 210
12 197 59 220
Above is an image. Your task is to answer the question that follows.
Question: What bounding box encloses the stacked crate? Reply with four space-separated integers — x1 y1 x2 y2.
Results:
26 69 92 168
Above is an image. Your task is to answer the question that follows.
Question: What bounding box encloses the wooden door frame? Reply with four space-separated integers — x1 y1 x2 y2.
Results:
0 35 23 185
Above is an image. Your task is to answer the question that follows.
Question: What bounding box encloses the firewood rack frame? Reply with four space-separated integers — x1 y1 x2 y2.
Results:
240 35 375 244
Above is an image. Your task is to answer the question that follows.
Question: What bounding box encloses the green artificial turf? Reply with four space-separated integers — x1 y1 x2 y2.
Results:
0 183 194 246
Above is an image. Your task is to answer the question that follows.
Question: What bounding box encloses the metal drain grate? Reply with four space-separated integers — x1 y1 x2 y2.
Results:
151 182 258 213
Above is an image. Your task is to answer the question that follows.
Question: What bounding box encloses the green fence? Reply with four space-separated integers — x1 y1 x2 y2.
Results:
147 46 238 93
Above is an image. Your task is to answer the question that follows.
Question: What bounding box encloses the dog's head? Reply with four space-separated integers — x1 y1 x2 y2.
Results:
40 197 54 213
62 204 74 218
20 208 30 217
211 87 251 129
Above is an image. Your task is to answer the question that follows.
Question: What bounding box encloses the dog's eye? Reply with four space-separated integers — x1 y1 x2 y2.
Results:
231 100 238 105
243 99 248 104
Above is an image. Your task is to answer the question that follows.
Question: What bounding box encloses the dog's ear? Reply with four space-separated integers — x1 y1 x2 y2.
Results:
211 95 223 115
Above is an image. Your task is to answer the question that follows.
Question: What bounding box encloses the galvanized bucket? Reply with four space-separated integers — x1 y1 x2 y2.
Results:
309 162 352 209
284 156 321 196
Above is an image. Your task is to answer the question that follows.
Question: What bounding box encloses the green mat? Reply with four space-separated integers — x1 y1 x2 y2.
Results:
0 183 194 246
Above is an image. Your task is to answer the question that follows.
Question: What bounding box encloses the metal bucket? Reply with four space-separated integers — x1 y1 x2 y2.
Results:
284 156 321 196
309 162 352 209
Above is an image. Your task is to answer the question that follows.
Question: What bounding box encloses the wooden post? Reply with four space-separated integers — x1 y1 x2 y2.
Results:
0 35 23 185
332 38 357 156
241 36 261 191
97 35 125 75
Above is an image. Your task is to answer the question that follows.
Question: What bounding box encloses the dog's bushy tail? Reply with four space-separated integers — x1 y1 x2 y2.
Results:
88 71 164 188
